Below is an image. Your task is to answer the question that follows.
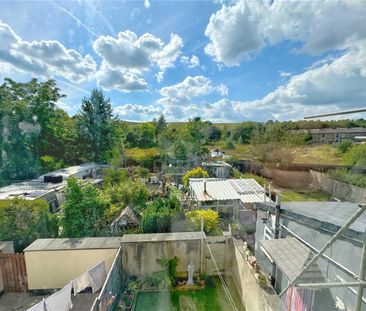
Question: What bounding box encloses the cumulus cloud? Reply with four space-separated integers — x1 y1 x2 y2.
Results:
93 30 183 89
181 55 200 68
205 0 366 66
97 61 148 92
159 75 228 105
94 31 182 83
0 20 96 82
144 0 150 9
114 103 162 121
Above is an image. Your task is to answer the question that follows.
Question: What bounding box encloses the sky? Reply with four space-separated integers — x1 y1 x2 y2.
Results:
0 0 366 122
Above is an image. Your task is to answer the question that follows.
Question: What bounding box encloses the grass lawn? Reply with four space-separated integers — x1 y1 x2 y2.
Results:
280 190 331 202
291 145 343 165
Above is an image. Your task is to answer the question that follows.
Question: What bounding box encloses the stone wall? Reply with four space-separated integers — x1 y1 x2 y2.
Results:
228 239 286 311
311 170 366 202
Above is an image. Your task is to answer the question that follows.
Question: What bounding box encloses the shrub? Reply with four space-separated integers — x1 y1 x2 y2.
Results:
343 144 366 167
182 167 209 188
0 198 58 251
329 169 366 188
336 140 353 154
186 209 220 235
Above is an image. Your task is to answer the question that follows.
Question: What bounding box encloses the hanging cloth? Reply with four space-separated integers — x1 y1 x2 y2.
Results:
44 282 73 311
26 300 46 311
88 261 107 293
72 271 91 296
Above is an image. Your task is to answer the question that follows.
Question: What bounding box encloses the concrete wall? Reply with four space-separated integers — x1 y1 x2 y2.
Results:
0 241 14 253
228 239 286 311
121 233 229 278
311 170 366 203
260 167 314 189
25 249 117 290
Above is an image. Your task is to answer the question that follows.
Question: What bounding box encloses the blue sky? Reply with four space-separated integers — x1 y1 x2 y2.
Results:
1 0 366 122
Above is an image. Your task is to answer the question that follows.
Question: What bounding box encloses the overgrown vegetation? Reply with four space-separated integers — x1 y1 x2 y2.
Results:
0 198 58 251
186 209 220 235
329 169 366 188
183 167 209 188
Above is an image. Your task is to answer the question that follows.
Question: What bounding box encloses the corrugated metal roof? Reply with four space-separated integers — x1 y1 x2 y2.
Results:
261 238 324 283
24 237 123 252
189 178 269 203
190 178 240 201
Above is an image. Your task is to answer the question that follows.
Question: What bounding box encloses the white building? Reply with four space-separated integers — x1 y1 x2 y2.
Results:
0 163 102 211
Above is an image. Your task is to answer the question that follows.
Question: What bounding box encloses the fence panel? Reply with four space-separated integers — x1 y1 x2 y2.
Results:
90 247 123 311
0 253 27 292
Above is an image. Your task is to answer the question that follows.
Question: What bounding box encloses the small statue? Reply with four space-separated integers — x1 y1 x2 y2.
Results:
187 259 195 285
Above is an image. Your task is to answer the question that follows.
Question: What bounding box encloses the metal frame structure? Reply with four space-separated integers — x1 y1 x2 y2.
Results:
304 108 366 119
277 203 366 311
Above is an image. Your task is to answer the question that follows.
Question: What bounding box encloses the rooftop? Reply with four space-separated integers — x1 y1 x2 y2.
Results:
0 163 101 201
256 201 366 237
202 161 232 167
24 237 123 252
189 178 269 203
308 127 366 134
260 237 324 283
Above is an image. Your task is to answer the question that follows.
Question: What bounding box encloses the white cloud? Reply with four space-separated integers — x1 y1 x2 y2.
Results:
93 31 182 74
181 55 200 68
144 0 150 9
205 0 366 66
279 71 291 78
97 61 148 92
159 75 228 105
93 31 183 87
114 103 162 121
0 20 96 82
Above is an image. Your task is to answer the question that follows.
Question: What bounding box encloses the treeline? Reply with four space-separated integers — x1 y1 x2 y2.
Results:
0 78 120 185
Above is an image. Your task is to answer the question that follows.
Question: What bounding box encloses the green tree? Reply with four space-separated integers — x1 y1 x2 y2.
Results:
60 178 107 237
154 115 167 136
0 198 58 252
78 89 115 162
182 167 209 187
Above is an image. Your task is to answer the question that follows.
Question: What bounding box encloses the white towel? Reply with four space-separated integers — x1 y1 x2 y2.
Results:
26 300 46 311
45 282 73 311
88 261 107 293
72 271 91 296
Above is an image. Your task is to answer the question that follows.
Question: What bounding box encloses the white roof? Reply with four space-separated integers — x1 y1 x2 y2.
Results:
189 178 269 203
0 163 100 200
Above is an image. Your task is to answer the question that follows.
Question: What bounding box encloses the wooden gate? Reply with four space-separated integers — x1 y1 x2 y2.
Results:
0 253 27 292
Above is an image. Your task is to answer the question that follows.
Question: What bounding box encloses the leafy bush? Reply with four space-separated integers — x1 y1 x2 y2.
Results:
342 144 366 167
329 169 366 188
336 140 353 154
223 140 235 150
182 167 209 188
0 198 58 251
186 209 220 235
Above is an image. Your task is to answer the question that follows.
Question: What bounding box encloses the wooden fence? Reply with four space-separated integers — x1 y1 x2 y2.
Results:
0 253 27 292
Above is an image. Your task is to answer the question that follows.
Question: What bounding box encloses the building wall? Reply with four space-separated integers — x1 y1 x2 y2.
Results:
25 249 117 290
255 209 366 311
121 234 229 278
228 239 286 311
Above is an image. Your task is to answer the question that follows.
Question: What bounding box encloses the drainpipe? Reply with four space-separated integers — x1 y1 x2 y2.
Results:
203 180 207 194
271 194 281 287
